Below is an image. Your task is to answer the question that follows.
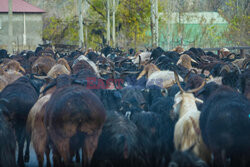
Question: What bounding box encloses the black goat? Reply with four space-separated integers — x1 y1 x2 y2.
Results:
0 76 44 167
169 145 209 167
0 99 16 167
200 90 250 167
91 111 144 167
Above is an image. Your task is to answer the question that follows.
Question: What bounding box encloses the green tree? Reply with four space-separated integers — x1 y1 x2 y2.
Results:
219 0 249 45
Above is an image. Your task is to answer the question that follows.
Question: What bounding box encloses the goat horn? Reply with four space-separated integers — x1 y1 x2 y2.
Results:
19 66 26 73
187 80 206 93
242 58 250 69
220 64 231 74
174 71 185 93
33 75 52 80
184 69 198 82
191 58 198 64
232 63 242 75
121 71 140 74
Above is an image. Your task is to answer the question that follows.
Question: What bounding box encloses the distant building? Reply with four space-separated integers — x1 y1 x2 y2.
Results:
0 0 45 51
146 12 229 49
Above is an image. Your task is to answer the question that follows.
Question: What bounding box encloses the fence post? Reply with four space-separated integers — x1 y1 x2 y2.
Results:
240 49 245 58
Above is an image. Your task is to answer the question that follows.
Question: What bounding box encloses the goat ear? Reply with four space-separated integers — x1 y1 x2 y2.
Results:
19 66 26 73
195 98 203 104
137 69 147 80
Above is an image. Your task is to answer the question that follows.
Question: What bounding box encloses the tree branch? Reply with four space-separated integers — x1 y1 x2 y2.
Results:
86 0 106 19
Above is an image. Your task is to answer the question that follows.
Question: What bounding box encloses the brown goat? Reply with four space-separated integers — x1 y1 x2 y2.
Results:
0 66 23 90
47 64 71 79
177 54 198 70
26 94 52 167
173 46 184 53
45 85 106 166
32 56 56 75
57 58 71 72
137 63 160 80
219 48 230 59
72 60 96 75
3 60 26 73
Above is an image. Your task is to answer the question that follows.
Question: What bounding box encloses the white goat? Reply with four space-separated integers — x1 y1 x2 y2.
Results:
173 71 211 165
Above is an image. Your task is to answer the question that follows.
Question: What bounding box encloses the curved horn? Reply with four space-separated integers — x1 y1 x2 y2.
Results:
187 80 206 93
120 71 140 75
33 75 53 80
242 58 250 69
174 71 185 93
232 63 242 75
19 66 26 73
219 64 231 74
184 69 198 82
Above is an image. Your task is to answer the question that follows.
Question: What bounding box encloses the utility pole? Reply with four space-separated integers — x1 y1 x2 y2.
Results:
107 0 111 45
8 0 13 54
112 0 116 47
78 0 84 49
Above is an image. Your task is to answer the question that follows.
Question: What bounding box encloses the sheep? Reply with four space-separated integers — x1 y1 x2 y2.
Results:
172 71 211 165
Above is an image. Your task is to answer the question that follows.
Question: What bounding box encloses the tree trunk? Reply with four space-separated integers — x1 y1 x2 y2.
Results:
78 0 84 49
112 0 116 47
107 0 111 45
8 0 13 54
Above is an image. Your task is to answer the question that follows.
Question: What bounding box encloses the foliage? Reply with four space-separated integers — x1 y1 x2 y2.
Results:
117 0 151 48
43 16 79 45
219 0 249 46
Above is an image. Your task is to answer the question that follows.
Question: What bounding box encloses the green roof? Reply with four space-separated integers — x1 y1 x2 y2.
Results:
161 12 228 24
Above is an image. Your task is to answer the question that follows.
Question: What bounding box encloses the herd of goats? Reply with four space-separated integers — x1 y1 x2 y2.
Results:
0 46 249 167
